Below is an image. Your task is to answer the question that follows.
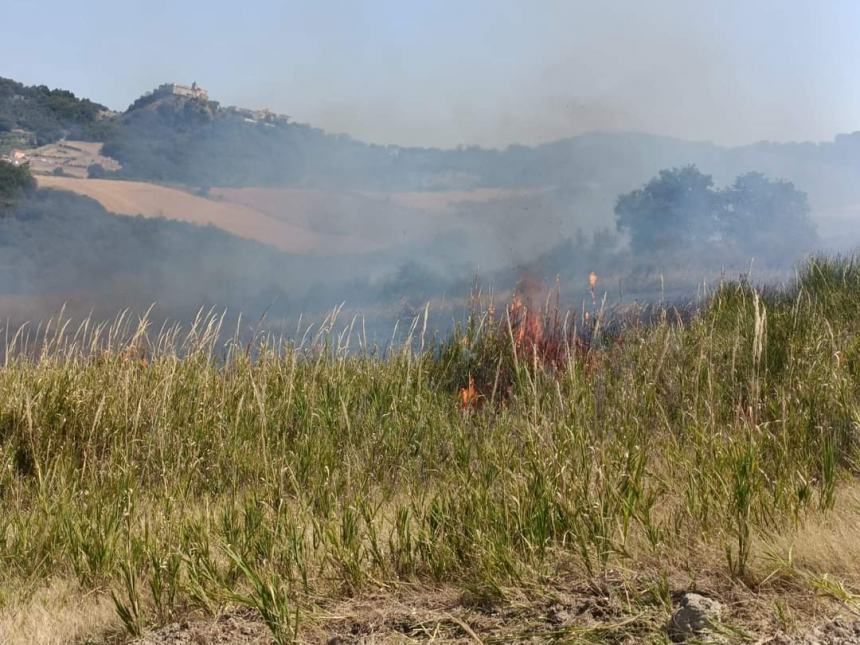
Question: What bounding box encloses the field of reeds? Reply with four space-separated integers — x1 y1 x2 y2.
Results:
1 258 860 643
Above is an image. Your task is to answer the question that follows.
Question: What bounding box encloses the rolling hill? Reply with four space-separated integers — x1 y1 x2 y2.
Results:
0 76 111 148
5 75 860 252
35 174 550 259
36 175 326 254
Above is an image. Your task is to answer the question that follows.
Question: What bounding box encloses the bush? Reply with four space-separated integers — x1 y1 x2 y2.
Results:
87 163 106 179
0 160 36 208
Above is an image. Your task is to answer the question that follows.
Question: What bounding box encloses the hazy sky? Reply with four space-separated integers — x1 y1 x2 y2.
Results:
4 0 860 148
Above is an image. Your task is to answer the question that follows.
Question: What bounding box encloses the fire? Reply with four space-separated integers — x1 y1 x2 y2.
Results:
459 375 479 409
508 277 544 353
509 293 543 352
455 273 607 410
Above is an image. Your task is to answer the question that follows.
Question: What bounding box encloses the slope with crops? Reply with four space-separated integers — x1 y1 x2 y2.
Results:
1 259 860 642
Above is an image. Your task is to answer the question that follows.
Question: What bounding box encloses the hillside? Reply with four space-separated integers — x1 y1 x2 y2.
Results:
5 76 860 250
0 76 111 150
36 176 328 254
2 163 413 326
0 187 314 320
36 174 546 257
3 76 860 328
23 140 120 178
0 166 487 329
94 88 860 249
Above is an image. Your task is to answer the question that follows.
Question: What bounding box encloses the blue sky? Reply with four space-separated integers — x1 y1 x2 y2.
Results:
3 0 860 147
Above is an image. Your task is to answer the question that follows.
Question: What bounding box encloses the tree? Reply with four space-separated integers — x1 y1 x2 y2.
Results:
615 166 817 264
0 161 36 209
0 76 108 144
720 172 816 262
87 163 106 179
615 165 719 253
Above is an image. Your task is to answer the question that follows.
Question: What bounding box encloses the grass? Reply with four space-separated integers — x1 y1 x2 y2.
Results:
0 257 859 643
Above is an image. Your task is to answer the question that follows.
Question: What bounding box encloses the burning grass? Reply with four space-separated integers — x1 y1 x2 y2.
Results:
0 258 860 642
443 272 617 410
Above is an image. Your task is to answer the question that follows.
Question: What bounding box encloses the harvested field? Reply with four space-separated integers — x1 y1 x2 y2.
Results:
25 140 120 178
36 176 326 254
208 186 435 247
34 177 545 257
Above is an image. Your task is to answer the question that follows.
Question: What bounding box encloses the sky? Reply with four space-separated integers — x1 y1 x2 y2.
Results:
3 0 860 148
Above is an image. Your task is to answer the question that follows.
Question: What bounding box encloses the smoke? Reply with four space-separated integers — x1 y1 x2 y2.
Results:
4 78 860 342
5 121 860 343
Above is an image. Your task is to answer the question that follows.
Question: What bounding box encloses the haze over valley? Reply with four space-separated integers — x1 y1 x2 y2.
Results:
3 71 860 335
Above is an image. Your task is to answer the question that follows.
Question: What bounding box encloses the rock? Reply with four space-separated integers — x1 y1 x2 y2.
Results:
668 593 724 642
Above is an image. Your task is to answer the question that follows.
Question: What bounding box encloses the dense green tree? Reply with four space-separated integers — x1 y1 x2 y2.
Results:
615 166 817 263
615 165 719 253
0 161 36 209
720 172 816 262
0 77 108 144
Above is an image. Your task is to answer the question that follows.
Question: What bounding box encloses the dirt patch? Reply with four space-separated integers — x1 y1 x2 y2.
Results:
25 140 120 178
119 584 659 644
33 177 552 260
130 609 272 645
35 178 452 256
770 617 860 644
124 586 860 644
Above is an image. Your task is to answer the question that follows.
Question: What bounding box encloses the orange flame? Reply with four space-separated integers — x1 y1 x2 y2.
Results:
589 271 598 290
509 292 544 353
459 375 479 409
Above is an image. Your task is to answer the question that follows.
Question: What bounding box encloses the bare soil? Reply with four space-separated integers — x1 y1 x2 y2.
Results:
127 583 860 644
130 609 271 645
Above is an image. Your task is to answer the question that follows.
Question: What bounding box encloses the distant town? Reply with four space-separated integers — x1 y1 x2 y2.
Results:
146 81 290 126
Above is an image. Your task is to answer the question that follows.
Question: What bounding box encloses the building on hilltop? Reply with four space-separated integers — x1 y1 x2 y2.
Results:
157 82 209 100
224 105 290 125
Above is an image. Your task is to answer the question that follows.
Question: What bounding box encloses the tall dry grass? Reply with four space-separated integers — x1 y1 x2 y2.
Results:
0 257 858 642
